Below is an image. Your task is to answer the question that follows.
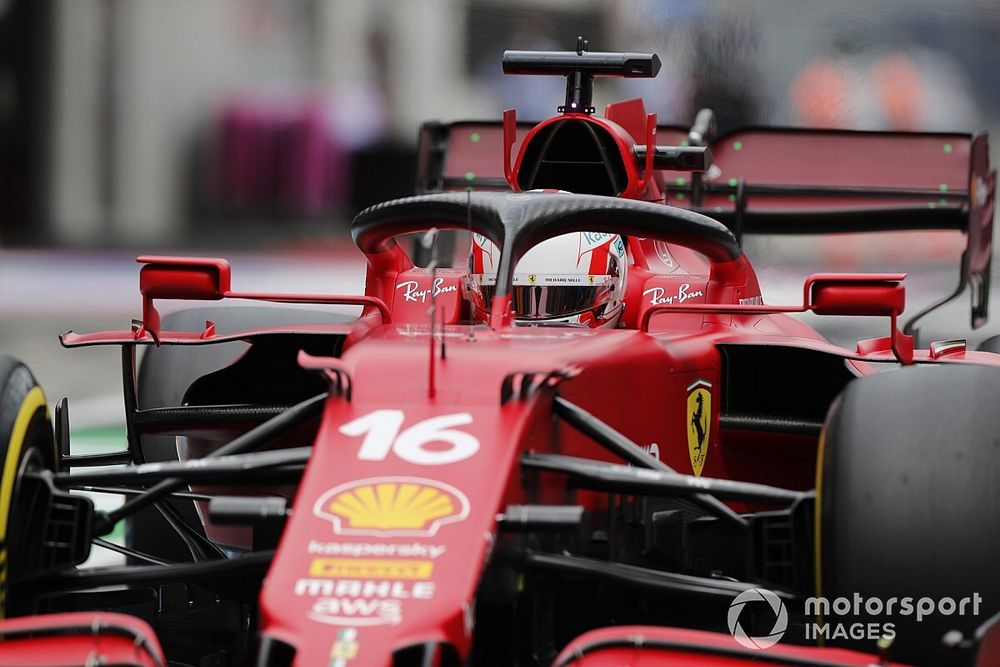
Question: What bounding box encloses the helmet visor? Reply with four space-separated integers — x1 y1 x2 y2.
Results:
470 274 616 320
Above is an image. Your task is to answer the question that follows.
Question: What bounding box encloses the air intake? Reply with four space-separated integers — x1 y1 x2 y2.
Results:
516 119 628 196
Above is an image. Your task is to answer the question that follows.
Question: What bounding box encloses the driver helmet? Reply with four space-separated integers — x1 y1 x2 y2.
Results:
467 230 627 328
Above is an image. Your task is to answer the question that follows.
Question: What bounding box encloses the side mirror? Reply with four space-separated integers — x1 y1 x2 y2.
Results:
807 274 905 317
805 273 912 363
136 256 232 339
138 255 231 300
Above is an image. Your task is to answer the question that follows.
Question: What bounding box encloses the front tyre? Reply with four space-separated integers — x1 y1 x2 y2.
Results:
0 354 56 617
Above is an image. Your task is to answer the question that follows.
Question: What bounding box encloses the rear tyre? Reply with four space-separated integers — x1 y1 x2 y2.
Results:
819 364 1000 665
0 355 56 617
977 335 1000 354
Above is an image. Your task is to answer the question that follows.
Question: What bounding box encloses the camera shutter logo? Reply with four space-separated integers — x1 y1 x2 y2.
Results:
728 588 788 650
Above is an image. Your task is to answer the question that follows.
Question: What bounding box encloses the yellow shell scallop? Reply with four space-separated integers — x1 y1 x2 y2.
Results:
328 482 456 530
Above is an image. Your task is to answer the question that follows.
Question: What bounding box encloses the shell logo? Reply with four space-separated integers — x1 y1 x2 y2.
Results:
313 476 470 537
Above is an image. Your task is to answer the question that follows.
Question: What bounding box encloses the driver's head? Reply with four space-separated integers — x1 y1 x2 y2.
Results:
467 231 627 328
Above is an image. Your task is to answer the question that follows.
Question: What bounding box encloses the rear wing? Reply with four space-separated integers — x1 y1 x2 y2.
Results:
670 128 995 331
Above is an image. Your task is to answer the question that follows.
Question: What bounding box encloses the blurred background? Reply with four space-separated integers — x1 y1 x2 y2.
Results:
0 0 998 447
2 0 998 249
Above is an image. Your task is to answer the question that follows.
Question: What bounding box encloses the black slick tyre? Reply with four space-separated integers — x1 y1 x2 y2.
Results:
818 364 1000 665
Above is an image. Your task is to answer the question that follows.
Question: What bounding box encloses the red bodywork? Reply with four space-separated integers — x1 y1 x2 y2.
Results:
0 612 165 667
53 92 997 667
553 627 907 666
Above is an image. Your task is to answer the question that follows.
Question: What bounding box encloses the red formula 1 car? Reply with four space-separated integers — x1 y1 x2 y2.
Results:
1 43 999 667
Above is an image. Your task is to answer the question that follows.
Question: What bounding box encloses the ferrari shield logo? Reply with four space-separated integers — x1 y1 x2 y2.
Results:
686 379 712 476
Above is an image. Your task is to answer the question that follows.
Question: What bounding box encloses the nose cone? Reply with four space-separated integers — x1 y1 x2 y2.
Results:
258 395 545 666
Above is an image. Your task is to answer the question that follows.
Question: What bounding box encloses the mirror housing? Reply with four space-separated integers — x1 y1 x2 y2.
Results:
138 256 231 301
805 273 912 363
807 274 905 317
137 256 232 340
